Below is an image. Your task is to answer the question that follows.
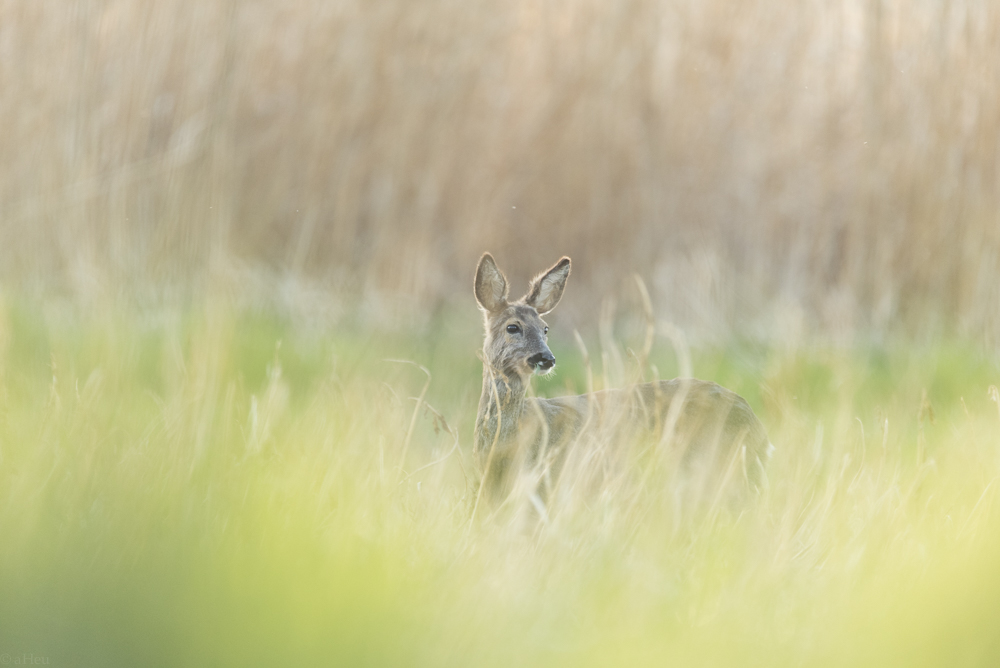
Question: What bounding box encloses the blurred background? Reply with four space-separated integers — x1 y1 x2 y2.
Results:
2 0 998 342
5 5 1000 665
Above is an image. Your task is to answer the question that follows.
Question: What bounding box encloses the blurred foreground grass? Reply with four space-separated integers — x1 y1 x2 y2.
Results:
1 297 999 667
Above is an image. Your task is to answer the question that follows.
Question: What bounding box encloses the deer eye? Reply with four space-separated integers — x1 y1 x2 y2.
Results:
544 327 549 335
506 323 521 334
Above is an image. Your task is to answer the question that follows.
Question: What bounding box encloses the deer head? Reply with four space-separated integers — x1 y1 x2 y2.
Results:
474 253 571 381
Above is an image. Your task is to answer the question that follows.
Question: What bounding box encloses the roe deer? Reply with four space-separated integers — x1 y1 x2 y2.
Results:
472 252 772 509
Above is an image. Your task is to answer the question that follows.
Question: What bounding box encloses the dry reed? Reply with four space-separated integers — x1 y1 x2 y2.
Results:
1 0 998 341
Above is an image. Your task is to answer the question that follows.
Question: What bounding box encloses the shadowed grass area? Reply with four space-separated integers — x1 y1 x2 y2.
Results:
1 299 998 666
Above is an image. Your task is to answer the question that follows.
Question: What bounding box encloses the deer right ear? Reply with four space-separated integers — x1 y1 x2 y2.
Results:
524 257 571 315
474 253 509 313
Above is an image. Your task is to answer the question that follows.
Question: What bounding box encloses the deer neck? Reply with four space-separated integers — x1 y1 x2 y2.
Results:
475 363 529 454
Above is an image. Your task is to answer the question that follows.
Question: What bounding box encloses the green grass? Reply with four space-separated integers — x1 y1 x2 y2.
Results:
1 298 999 666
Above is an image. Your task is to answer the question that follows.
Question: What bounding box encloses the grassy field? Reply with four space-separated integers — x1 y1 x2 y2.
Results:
4 1 1000 664
1 297 998 667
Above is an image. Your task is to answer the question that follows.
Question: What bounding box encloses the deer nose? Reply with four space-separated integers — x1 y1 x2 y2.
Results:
528 352 556 370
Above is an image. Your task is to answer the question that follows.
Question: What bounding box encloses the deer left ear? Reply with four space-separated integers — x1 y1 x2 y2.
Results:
474 252 510 313
524 257 571 315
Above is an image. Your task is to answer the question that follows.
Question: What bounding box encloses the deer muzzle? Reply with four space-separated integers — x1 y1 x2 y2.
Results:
527 351 556 374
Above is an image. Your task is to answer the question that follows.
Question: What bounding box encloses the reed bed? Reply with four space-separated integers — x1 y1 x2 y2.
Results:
1 0 999 340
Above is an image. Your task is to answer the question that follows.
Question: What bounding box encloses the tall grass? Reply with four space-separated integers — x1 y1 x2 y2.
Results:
2 0 999 339
1 300 998 665
3 2 1000 664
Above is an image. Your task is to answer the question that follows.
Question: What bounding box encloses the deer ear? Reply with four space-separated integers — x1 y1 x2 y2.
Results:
474 253 509 313
524 257 571 315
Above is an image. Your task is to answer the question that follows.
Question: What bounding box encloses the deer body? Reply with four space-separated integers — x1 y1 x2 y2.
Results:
472 253 771 504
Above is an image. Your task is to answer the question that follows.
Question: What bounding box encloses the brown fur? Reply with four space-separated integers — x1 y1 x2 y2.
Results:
473 253 772 505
